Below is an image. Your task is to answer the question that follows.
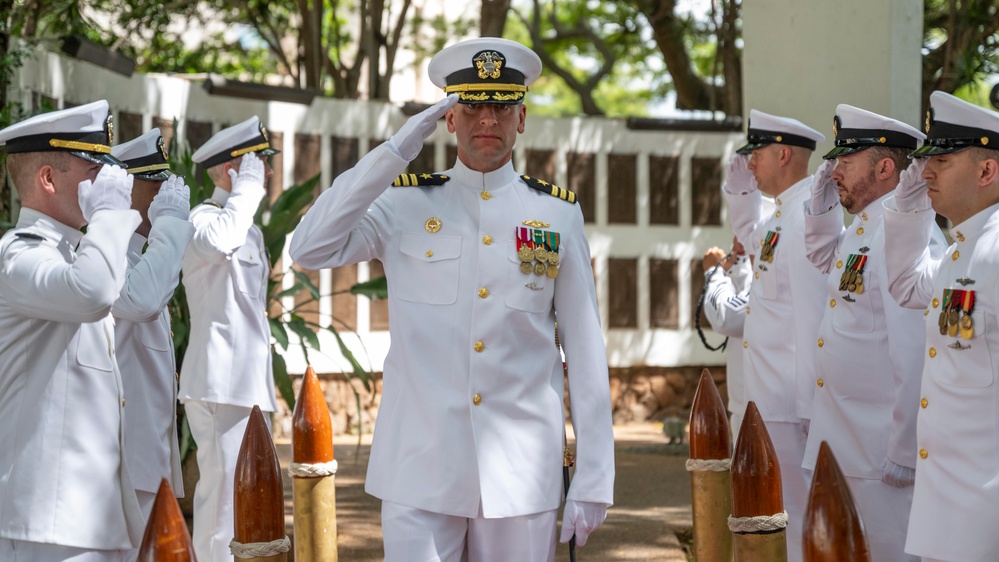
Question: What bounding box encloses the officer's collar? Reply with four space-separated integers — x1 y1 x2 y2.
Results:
949 201 999 245
852 190 893 223
209 186 230 206
16 207 83 246
774 175 813 207
450 158 519 192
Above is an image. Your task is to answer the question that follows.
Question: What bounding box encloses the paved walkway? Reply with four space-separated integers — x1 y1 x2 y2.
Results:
276 422 693 561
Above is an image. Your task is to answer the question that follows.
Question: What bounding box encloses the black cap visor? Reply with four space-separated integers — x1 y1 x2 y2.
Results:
822 144 871 160
132 169 174 182
71 150 125 167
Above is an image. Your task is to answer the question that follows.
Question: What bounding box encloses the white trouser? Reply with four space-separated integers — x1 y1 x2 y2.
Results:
186 401 266 562
0 539 126 561
764 420 809 562
124 490 158 562
845 477 916 562
381 501 558 562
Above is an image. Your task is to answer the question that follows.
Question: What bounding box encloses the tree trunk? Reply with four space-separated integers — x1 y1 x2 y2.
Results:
480 0 511 37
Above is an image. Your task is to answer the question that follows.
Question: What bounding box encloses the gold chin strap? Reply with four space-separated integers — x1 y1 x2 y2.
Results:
230 142 270 158
125 163 170 174
48 139 112 153
444 83 528 93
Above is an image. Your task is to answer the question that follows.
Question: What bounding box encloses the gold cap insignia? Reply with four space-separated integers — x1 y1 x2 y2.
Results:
105 114 114 144
158 136 169 161
474 50 504 80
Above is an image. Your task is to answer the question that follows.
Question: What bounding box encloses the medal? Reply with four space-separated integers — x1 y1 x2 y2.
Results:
959 289 976 340
938 311 949 335
547 263 559 279
519 246 534 262
517 227 535 262
548 252 560 267
948 306 959 337
854 281 864 295
533 261 547 276
839 270 850 291
520 261 533 274
534 246 548 263
939 288 953 336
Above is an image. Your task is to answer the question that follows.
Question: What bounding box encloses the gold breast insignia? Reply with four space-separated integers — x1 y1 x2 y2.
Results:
523 219 550 228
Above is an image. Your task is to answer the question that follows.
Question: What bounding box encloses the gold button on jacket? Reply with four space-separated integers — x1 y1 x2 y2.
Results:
472 394 482 406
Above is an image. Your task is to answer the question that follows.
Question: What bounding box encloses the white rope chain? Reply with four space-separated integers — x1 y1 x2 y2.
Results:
728 511 789 533
229 536 291 559
685 458 732 472
288 459 338 478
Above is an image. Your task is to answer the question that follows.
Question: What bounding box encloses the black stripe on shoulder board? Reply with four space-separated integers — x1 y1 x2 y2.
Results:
520 175 577 204
14 232 45 241
391 173 450 187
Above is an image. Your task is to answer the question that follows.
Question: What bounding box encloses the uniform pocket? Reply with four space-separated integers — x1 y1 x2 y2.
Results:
831 289 876 333
233 244 265 296
76 323 113 371
505 244 555 313
138 319 171 352
394 232 462 305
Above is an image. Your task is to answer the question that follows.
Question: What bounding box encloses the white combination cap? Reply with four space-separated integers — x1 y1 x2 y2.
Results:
112 128 172 180
428 37 542 105
191 115 279 168
912 91 999 158
823 104 925 160
0 100 121 165
736 109 826 155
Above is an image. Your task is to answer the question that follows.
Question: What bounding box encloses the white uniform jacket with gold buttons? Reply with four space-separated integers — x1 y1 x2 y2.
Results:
885 200 999 561
180 187 276 411
803 192 945 478
289 144 615 518
723 178 828 422
113 218 194 495
0 207 145 550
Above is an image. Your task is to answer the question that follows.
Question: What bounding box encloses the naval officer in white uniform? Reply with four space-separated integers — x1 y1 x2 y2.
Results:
110 129 194 550
290 37 614 562
722 110 827 561
181 118 278 562
0 101 145 560
884 91 999 562
802 105 943 561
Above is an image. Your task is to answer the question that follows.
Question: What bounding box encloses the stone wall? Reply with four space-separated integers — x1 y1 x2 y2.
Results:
271 365 729 440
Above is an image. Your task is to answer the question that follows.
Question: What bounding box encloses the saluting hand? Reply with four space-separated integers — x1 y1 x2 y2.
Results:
390 94 460 161
809 159 839 215
893 158 930 213
148 174 192 223
78 164 134 224
723 153 757 195
227 152 266 204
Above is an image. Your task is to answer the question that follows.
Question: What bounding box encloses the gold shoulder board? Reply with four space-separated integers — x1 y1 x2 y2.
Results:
520 175 577 204
391 173 450 187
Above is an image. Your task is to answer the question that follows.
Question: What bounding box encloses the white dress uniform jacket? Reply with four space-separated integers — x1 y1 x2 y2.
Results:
885 200 999 561
179 187 275 411
703 256 750 426
723 178 827 421
803 192 945 477
113 217 194 494
290 144 615 518
0 207 144 550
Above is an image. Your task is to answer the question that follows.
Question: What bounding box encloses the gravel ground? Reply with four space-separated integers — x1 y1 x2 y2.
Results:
275 422 693 561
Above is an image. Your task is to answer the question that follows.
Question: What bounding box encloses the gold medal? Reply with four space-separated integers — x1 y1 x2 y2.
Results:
520 261 533 274
519 246 534 262
854 282 864 295
547 264 559 279
938 311 949 335
960 313 974 339
948 315 959 337
548 253 560 267
425 217 442 233
533 261 547 276
534 246 548 263
949 308 960 326
839 271 850 291
855 272 863 287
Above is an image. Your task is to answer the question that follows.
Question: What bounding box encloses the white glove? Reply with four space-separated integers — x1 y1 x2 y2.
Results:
809 159 839 215
880 458 915 488
722 153 757 195
78 164 134 223
389 94 459 161
147 174 191 223
559 500 608 547
800 418 811 438
893 158 930 213
226 152 266 203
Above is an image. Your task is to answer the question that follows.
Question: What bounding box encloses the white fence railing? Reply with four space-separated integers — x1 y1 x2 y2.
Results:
9 45 744 374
